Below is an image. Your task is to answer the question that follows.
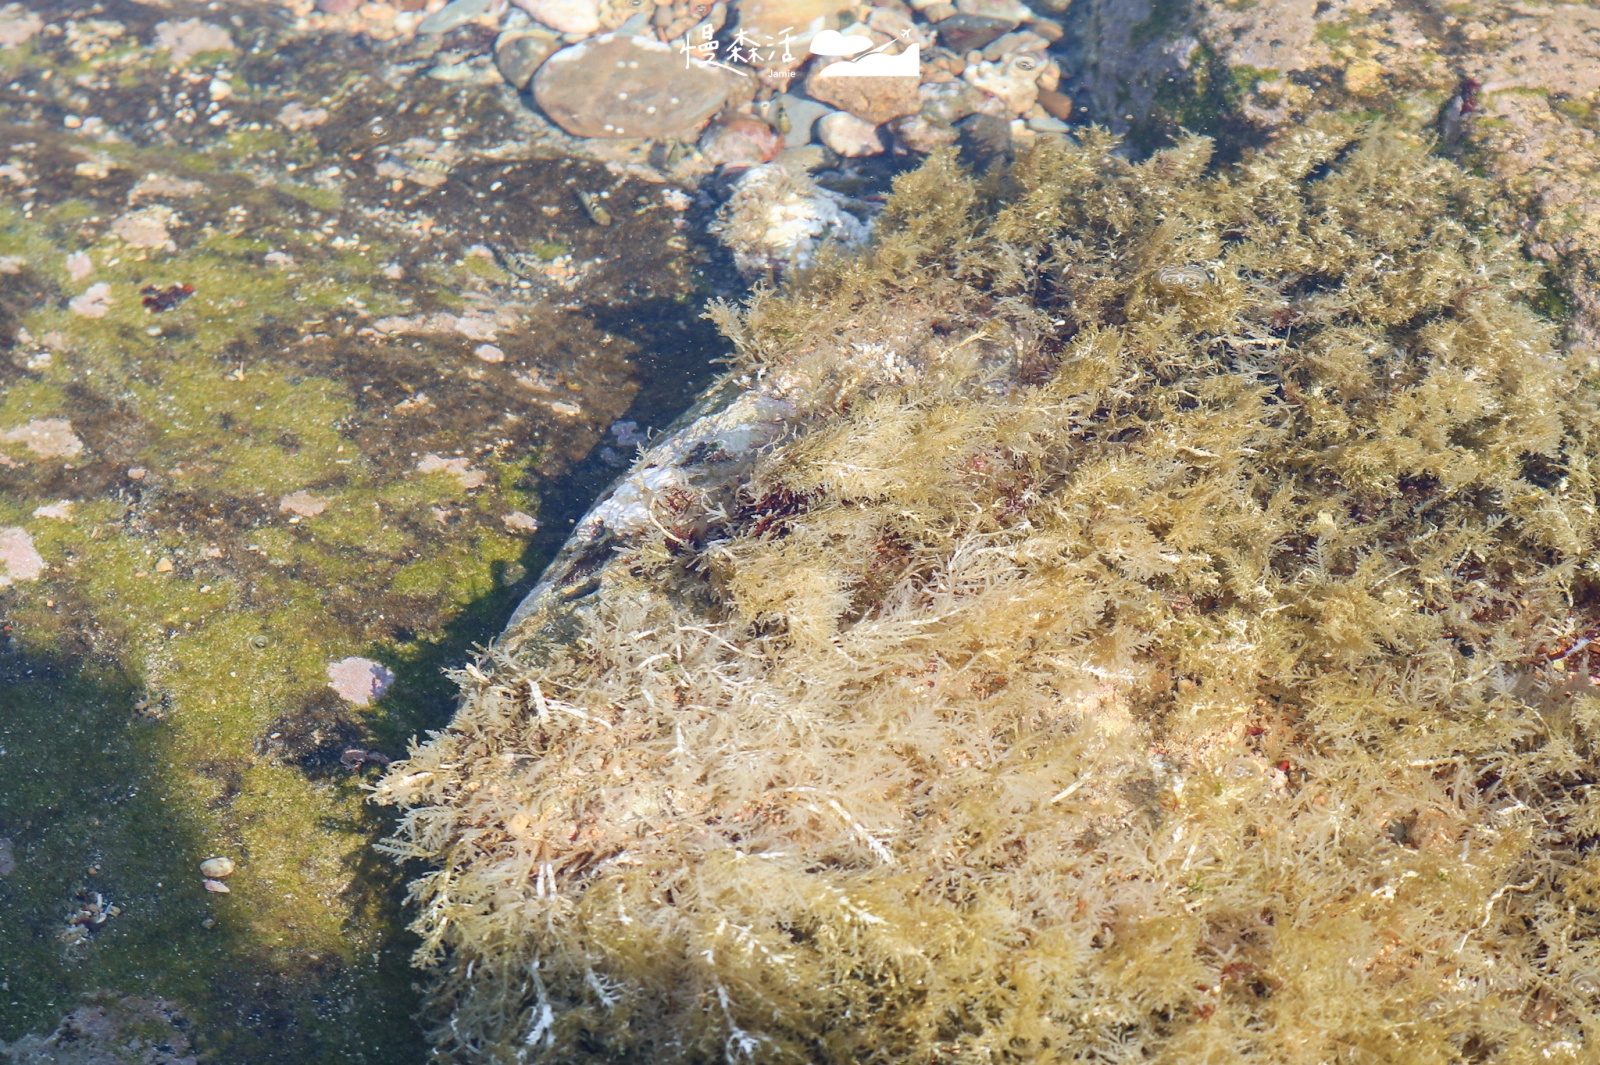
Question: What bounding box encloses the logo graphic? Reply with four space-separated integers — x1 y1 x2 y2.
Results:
810 29 920 77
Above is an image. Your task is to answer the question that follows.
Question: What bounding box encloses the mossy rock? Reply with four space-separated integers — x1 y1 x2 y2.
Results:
379 124 1600 1062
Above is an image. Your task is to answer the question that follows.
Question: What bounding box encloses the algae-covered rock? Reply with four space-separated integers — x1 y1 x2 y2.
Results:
379 124 1600 1061
1069 0 1600 347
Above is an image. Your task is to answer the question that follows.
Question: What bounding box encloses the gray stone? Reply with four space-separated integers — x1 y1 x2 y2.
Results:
932 13 1017 53
775 144 836 172
419 0 494 35
496 31 561 89
770 93 836 148
532 33 733 139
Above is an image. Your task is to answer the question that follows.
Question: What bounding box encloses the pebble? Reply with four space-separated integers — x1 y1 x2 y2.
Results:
963 55 1042 115
69 282 113 319
698 112 783 167
199 857 235 879
0 528 45 586
511 0 602 36
533 33 733 139
418 0 496 34
327 656 396 707
775 144 835 171
1036 86 1072 121
417 453 489 488
817 111 885 157
503 511 541 532
152 19 235 64
475 343 506 362
932 12 1014 52
495 30 562 89
203 879 230 893
807 60 920 125
955 0 1033 20
768 93 834 149
734 0 841 59
66 252 93 281
0 418 84 459
279 490 329 517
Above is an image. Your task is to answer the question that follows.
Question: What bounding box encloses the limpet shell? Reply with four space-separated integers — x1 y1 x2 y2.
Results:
199 856 235 878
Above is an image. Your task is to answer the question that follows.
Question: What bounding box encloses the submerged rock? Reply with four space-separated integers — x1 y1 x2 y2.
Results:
378 130 1600 1064
327 657 395 707
0 527 44 585
532 34 732 139
708 162 871 279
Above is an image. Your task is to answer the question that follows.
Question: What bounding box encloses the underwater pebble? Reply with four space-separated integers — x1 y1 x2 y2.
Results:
279 490 329 517
420 0 497 34
110 206 176 250
65 251 93 281
503 510 541 532
495 30 561 90
0 9 43 48
69 282 113 319
511 0 601 35
769 93 835 149
32 501 73 520
474 343 506 363
533 34 733 140
0 528 45 586
276 102 329 131
152 19 236 64
202 878 230 893
327 656 396 707
199 857 235 879
0 418 84 459
807 61 921 125
416 453 489 489
155 557 174 574
698 113 783 168
817 111 885 157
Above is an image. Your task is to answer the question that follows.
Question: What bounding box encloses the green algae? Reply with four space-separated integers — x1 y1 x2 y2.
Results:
0 1 733 1057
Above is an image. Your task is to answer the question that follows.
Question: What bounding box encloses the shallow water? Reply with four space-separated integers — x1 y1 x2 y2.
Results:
0 1 733 1056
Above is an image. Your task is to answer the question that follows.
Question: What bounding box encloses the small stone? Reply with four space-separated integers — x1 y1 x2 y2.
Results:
963 54 1041 115
0 9 43 48
503 510 541 532
475 343 506 363
807 61 920 125
698 112 783 167
958 111 1013 170
735 0 841 60
0 418 84 459
152 19 235 64
32 501 73 520
769 93 835 148
279 491 328 517
203 878 230 893
155 557 174 573
111 206 176 250
316 0 361 11
66 252 93 281
816 111 886 156
1026 114 1070 133
276 102 329 131
417 453 488 488
495 31 561 90
891 113 959 152
982 30 1048 61
931 12 1015 52
69 282 113 319
128 467 147 481
954 0 1032 20
327 656 396 706
419 0 495 33
511 0 601 35
1036 86 1072 121
1024 14 1063 41
533 34 733 139
0 528 45 586
922 2 957 19
775 144 835 171
199 857 235 878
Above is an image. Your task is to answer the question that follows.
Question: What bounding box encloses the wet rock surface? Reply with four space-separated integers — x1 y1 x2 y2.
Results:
0 0 736 1059
533 33 733 139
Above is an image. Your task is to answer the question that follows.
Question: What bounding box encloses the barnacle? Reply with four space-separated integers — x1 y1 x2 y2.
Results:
377 122 1600 1063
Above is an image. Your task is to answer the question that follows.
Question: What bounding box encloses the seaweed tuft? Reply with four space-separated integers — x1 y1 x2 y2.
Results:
377 124 1600 1063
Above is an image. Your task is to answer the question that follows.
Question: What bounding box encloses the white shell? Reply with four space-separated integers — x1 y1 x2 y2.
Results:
199 856 235 878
